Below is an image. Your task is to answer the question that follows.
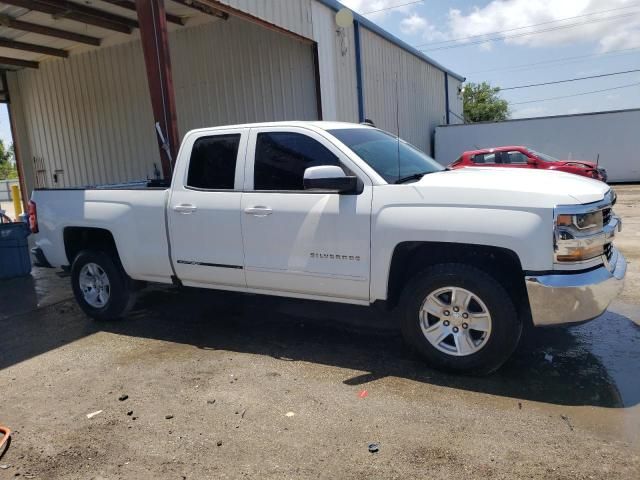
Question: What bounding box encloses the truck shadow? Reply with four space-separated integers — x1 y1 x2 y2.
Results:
1 282 637 408
115 286 638 408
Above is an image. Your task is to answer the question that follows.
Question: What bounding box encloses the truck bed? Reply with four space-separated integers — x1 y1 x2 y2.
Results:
32 186 174 284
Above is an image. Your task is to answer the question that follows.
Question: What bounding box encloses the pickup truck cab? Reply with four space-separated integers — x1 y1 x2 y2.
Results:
449 145 608 182
30 121 626 374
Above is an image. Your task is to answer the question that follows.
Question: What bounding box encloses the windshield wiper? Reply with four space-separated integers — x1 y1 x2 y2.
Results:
394 171 431 184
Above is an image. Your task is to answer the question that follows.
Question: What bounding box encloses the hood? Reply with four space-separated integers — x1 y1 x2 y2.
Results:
413 167 609 207
556 160 598 169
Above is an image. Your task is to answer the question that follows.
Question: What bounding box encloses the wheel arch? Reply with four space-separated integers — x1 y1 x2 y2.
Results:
63 226 121 266
385 241 530 321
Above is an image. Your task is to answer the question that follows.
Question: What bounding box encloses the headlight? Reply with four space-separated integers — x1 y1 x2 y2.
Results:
555 210 606 263
556 211 603 235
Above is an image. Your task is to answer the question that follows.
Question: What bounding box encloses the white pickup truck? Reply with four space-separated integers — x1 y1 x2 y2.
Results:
29 121 626 374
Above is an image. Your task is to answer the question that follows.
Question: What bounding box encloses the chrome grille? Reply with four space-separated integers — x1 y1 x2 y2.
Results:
604 243 613 261
602 207 612 226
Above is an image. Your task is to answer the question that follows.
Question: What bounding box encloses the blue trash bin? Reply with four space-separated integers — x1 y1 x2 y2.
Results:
0 222 32 279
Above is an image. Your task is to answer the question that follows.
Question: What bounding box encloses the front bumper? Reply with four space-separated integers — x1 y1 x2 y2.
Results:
525 248 626 326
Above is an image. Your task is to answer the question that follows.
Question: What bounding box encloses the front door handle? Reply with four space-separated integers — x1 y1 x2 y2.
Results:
244 206 273 216
173 203 197 214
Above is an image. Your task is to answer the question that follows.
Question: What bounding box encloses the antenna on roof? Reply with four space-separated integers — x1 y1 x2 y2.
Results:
395 72 401 182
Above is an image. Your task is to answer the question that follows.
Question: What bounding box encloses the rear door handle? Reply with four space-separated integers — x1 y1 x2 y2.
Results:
244 206 273 216
173 204 197 214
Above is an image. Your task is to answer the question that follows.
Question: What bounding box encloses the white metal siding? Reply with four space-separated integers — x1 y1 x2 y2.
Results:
13 16 318 189
172 17 318 132
360 28 446 155
447 74 463 125
310 1 358 122
434 110 640 182
216 0 313 38
15 41 157 188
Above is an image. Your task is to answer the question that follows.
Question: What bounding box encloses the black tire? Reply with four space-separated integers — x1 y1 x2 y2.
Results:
71 249 136 321
399 263 522 375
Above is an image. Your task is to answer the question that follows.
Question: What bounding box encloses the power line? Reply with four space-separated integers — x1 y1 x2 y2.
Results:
420 11 640 52
465 47 640 75
510 82 640 105
500 68 640 91
361 0 423 15
415 3 640 48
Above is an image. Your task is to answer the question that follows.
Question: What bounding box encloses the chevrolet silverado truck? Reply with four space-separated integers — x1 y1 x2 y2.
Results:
29 121 626 374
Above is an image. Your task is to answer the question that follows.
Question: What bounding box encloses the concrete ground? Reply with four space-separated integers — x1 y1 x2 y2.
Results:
0 185 639 479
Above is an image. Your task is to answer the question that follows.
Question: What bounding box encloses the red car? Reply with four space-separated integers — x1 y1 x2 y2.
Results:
449 146 607 182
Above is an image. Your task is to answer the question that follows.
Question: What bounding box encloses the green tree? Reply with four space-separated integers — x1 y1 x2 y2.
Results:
0 139 17 180
462 82 510 123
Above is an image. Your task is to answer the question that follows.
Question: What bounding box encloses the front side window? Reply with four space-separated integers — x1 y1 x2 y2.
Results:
328 128 443 183
254 132 342 191
187 134 240 189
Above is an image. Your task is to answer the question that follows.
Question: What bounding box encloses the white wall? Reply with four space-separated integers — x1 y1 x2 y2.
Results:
218 0 314 38
434 109 640 182
446 74 463 125
310 1 359 122
11 16 318 190
359 27 446 155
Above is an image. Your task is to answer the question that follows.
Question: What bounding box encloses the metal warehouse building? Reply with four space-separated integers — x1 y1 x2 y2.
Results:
0 0 463 201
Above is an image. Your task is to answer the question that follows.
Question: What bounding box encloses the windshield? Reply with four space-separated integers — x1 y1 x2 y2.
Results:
528 149 558 162
328 128 445 183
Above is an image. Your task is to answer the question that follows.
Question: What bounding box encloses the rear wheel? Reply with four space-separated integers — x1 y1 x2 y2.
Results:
400 263 522 375
71 250 136 321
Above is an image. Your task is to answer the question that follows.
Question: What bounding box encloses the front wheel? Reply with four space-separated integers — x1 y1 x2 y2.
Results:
400 263 522 375
71 250 136 321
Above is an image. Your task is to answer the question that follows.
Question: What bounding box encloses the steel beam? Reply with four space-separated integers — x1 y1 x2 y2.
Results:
0 37 68 58
1 0 135 34
0 14 101 46
0 56 38 68
170 0 228 20
136 0 180 178
100 0 184 25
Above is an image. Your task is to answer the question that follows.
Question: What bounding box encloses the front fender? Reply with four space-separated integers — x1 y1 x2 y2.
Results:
370 204 553 301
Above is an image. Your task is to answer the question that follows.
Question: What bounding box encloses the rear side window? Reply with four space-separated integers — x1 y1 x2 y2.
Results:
473 153 498 164
254 132 342 191
187 134 240 189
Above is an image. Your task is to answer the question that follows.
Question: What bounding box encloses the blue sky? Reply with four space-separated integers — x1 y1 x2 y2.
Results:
343 0 640 119
1 0 639 147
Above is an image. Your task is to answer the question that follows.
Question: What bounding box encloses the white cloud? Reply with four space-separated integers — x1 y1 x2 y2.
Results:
400 13 448 41
339 0 417 20
338 1 448 41
446 0 640 52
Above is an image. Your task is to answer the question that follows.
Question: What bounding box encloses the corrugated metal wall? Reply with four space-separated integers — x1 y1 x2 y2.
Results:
447 74 464 124
12 16 318 189
218 0 313 38
310 1 359 122
13 41 156 188
172 17 318 131
359 28 446 155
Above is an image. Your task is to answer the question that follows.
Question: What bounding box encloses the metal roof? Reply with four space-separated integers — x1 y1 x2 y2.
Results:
317 0 465 82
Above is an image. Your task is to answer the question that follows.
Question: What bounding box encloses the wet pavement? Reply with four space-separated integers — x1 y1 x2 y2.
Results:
0 185 638 478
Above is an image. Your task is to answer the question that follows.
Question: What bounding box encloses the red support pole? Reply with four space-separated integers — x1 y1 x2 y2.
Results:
135 0 180 179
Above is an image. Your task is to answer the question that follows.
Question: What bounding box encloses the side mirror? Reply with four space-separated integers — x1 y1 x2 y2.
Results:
527 157 537 166
303 166 358 194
